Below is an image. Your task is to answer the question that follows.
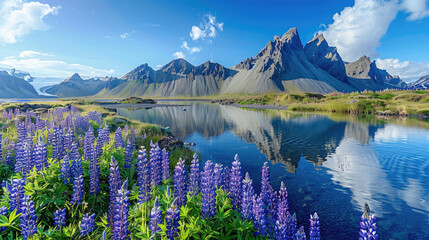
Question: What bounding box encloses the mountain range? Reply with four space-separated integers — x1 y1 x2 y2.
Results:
0 70 39 98
2 27 426 98
45 28 411 97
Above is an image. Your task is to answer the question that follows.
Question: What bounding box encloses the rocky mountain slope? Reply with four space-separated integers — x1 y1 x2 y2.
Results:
304 33 348 83
221 28 354 94
0 67 34 82
44 27 408 97
345 56 407 91
408 75 429 89
0 72 40 98
96 60 234 97
44 73 123 97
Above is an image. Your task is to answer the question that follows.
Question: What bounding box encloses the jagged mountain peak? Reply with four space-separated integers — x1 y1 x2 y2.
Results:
161 58 194 75
195 61 230 77
307 33 328 47
280 27 303 50
121 63 154 81
65 73 82 82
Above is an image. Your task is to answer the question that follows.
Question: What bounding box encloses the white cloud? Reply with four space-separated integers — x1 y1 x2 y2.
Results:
0 53 114 78
321 0 398 62
376 58 429 81
181 41 201 54
0 0 60 44
120 32 129 39
173 51 185 59
19 50 51 58
402 0 429 20
190 14 224 41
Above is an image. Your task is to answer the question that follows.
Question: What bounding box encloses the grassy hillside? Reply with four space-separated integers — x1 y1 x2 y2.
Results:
215 90 429 116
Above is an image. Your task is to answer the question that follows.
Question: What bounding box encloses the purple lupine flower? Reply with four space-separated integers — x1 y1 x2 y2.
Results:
89 148 100 195
173 158 187 207
6 151 14 170
37 137 47 169
137 148 151 203
84 127 95 162
275 197 294 239
19 195 37 240
124 140 132 169
201 160 216 219
108 156 122 228
129 125 136 151
52 126 62 160
229 154 242 209
261 162 276 236
14 142 24 174
165 202 180 239
188 153 200 196
295 226 307 240
61 155 71 184
85 128 99 195
9 178 25 213
71 174 84 205
213 163 223 189
278 181 289 213
113 179 130 240
359 204 378 240
161 148 170 180
70 142 82 183
150 143 162 186
80 213 96 236
0 132 2 162
0 206 8 231
242 172 254 220
21 143 32 179
54 208 67 229
115 127 124 148
149 197 162 235
309 212 320 240
253 194 268 237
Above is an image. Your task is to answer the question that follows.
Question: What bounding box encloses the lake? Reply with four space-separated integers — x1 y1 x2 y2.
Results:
116 101 429 239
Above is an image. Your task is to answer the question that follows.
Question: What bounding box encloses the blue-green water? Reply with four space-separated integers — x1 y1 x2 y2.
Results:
117 101 429 239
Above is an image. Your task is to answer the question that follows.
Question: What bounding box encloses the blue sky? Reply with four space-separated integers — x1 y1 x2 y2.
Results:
0 0 428 82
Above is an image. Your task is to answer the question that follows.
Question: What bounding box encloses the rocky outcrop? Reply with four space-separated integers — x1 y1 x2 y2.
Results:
304 34 348 83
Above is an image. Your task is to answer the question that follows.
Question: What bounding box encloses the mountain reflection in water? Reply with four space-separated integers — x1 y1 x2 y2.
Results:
117 101 429 239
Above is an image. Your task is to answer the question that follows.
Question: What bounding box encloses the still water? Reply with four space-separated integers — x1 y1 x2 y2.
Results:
116 101 429 239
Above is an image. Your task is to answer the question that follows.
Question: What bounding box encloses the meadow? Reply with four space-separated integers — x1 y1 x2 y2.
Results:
211 90 429 116
0 102 377 239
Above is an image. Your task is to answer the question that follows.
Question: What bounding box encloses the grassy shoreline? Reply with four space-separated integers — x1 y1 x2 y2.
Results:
210 90 429 117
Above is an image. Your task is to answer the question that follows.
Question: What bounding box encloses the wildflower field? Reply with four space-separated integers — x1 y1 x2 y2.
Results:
0 104 378 239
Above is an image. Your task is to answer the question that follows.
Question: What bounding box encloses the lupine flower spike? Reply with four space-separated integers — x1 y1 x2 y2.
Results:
80 213 96 236
149 197 162 235
113 179 130 240
201 160 216 219
54 208 67 230
230 154 242 209
173 158 187 207
19 195 37 240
